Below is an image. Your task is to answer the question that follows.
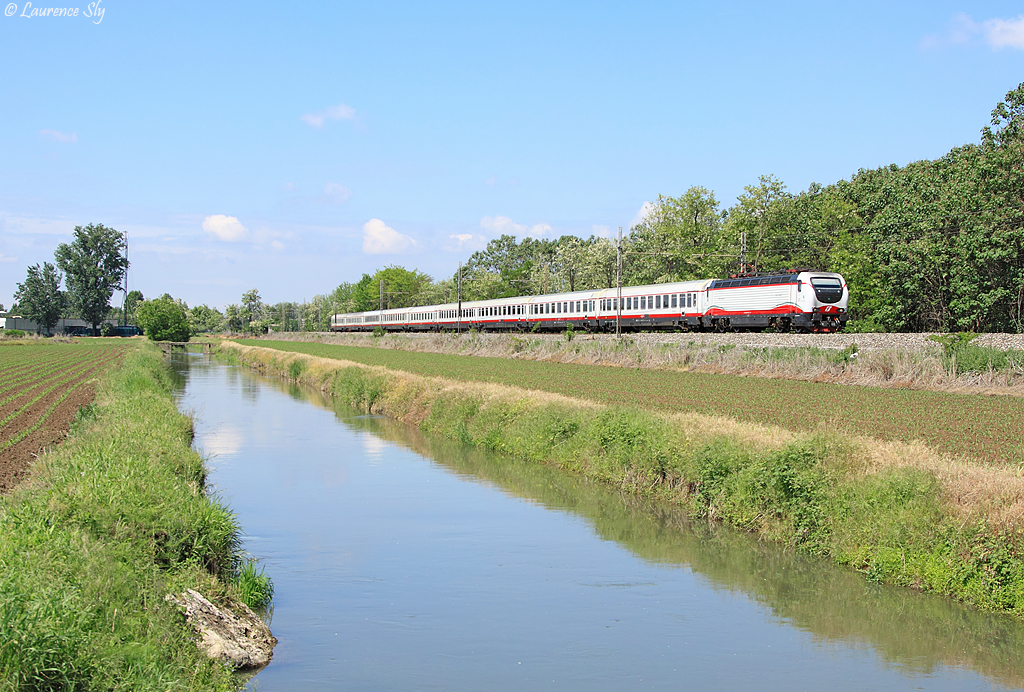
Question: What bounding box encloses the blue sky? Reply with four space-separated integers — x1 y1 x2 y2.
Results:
2 1 1023 310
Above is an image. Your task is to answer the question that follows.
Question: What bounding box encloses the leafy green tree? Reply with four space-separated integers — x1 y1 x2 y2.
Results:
188 304 224 334
54 223 129 335
461 235 555 298
224 304 245 333
347 266 435 310
136 296 191 341
124 290 144 325
241 289 266 334
13 262 65 334
626 187 728 284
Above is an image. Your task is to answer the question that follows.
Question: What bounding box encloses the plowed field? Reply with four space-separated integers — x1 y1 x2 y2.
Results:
0 341 127 491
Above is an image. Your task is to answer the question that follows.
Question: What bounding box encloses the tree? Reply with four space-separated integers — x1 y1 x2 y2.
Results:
241 289 268 334
13 262 65 334
626 187 728 284
54 223 129 335
136 296 191 341
124 290 144 325
223 304 245 333
188 304 224 334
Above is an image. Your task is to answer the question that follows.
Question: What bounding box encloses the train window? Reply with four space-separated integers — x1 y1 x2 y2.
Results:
672 294 678 308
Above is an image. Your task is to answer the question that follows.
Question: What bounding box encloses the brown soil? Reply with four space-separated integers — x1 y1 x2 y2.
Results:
0 354 120 493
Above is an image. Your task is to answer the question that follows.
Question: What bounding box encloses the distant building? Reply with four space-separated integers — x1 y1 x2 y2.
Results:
0 316 120 335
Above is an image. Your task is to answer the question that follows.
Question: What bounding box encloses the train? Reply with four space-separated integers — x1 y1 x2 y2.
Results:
329 270 849 334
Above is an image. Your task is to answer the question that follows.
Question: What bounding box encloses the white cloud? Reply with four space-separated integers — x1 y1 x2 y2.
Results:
922 13 1024 50
591 225 612 239
271 240 285 251
0 253 16 263
362 219 417 254
445 233 487 252
301 103 357 128
985 15 1024 49
39 129 77 143
480 215 552 238
202 215 249 242
630 201 655 229
485 177 496 186
322 182 352 204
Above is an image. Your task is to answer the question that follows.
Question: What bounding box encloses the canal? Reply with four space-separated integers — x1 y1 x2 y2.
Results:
171 353 1024 691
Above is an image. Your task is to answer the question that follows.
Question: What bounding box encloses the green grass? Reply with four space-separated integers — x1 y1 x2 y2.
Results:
0 342 271 691
240 339 1024 464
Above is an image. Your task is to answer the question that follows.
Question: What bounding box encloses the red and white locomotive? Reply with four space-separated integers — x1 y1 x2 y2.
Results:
330 270 848 334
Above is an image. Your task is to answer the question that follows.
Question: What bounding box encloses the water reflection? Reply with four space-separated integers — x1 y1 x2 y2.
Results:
169 353 1024 690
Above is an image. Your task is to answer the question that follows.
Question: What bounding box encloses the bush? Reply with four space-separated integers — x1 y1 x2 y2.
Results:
929 332 1015 374
136 297 191 342
3 329 26 338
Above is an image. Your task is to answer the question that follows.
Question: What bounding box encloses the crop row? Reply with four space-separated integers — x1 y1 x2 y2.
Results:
0 347 122 409
245 339 1024 465
0 344 128 450
0 357 112 431
0 350 82 381
0 352 101 400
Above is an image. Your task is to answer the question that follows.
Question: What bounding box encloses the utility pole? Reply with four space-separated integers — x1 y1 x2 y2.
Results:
379 279 384 311
457 262 463 334
121 231 129 326
616 226 622 338
740 231 747 274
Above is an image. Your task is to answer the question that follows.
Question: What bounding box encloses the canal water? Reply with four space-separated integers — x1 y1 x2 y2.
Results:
170 353 1024 691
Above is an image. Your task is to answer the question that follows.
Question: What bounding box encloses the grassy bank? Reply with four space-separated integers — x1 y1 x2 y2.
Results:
0 342 270 691
222 339 1024 617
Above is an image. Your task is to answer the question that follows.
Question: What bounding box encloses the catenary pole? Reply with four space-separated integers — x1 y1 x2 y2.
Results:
616 226 622 338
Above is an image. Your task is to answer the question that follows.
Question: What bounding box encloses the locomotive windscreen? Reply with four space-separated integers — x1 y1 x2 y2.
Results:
810 277 843 304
